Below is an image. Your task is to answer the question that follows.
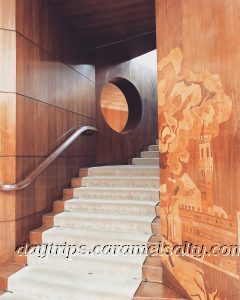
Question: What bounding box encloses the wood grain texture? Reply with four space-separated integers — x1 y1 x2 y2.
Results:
48 0 156 48
0 0 96 263
0 29 16 93
0 0 16 30
96 51 158 165
101 108 128 133
16 0 94 80
16 33 95 117
0 1 17 263
101 82 129 133
156 0 240 299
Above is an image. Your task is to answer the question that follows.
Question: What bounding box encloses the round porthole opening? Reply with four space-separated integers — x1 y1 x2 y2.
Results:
100 77 142 133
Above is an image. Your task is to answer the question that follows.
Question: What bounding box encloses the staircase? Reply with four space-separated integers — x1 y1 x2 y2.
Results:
0 140 184 299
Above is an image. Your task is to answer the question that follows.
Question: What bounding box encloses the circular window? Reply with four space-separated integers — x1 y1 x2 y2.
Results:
100 77 142 133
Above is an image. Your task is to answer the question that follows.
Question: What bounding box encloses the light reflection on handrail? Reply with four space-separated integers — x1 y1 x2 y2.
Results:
0 126 97 191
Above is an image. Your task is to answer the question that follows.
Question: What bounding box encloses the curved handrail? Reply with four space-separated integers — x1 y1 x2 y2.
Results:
0 126 97 191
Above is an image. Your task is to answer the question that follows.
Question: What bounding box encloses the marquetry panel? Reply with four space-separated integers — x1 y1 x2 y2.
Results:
156 0 240 299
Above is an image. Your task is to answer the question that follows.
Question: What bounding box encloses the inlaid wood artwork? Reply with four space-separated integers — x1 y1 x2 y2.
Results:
156 1 240 299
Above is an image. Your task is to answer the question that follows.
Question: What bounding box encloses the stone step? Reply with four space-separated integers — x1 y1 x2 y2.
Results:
132 158 159 165
42 227 151 246
6 267 142 300
140 151 159 158
54 212 154 234
27 250 146 280
28 252 162 284
86 165 159 177
0 292 35 300
73 187 159 201
145 145 159 151
81 176 159 188
65 199 158 216
1 281 185 300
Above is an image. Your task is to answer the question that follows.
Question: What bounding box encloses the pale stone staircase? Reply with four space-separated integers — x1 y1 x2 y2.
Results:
0 140 184 299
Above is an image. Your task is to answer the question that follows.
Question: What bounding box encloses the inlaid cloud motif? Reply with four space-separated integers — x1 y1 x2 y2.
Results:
158 47 232 175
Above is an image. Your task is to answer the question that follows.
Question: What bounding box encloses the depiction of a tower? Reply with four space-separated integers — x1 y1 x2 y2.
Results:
199 122 214 212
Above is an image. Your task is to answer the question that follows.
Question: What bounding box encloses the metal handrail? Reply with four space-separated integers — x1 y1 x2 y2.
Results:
0 126 97 191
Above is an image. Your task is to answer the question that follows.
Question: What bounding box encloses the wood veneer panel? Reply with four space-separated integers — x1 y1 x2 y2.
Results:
16 95 96 157
0 29 16 93
16 0 94 81
47 0 155 49
16 33 95 117
0 157 16 263
0 93 16 156
156 0 240 298
0 0 16 30
0 0 96 264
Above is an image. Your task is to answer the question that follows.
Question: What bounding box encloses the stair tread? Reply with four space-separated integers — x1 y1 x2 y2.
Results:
66 198 159 205
43 226 151 243
83 176 160 179
90 165 159 169
0 292 35 300
133 158 159 161
75 187 159 191
55 211 155 222
28 248 146 265
7 266 141 299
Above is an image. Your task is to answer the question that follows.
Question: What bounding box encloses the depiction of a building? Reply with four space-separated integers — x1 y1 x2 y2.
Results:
199 122 214 213
179 123 240 275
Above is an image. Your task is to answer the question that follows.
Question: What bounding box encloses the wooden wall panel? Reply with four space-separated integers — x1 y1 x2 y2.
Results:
156 0 240 299
0 30 16 93
16 33 95 117
0 0 96 263
0 0 15 30
96 54 158 165
0 1 17 263
16 0 93 79
0 93 16 156
13 0 96 257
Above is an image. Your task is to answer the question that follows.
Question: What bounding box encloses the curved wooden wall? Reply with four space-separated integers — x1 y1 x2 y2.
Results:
96 52 158 165
156 1 240 299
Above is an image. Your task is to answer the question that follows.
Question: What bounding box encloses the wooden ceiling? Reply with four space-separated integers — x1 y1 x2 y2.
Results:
49 0 156 54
